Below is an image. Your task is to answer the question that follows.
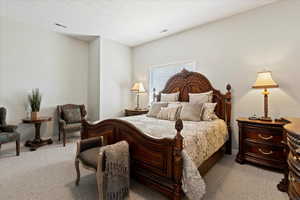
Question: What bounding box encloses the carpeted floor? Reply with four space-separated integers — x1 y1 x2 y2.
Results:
0 140 289 200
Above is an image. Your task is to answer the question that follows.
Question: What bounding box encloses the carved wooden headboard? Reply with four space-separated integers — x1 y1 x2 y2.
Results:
156 69 232 126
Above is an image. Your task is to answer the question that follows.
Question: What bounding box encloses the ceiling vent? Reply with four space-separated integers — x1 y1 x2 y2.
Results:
54 23 67 28
160 29 168 33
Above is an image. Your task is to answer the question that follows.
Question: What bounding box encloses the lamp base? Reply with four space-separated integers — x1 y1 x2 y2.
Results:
259 116 272 122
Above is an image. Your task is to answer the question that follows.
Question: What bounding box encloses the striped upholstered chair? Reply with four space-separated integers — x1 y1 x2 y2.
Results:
0 107 20 156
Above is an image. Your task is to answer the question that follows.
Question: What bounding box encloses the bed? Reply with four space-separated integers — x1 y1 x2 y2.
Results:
81 69 232 200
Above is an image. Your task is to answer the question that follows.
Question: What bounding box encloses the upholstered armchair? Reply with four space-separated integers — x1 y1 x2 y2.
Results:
75 137 130 200
0 107 20 156
57 104 87 146
75 137 104 185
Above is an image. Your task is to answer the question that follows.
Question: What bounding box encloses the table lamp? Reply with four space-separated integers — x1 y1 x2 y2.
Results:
252 71 279 121
131 82 146 110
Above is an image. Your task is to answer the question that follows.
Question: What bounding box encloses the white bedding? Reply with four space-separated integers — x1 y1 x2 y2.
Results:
119 115 228 200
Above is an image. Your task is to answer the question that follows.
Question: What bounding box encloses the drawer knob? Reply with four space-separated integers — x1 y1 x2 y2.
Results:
258 134 273 140
293 156 298 161
258 148 273 155
289 174 295 182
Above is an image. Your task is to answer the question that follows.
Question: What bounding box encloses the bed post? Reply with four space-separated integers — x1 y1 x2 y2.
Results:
225 84 232 155
173 119 183 200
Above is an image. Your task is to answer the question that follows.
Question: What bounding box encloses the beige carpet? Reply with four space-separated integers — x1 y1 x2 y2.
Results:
0 140 289 200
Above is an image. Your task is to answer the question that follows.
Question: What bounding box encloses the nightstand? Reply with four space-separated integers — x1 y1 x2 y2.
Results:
236 117 288 170
125 109 149 117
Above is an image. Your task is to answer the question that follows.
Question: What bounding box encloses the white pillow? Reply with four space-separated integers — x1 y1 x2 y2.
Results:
179 103 203 122
167 102 188 119
147 102 168 118
189 91 213 104
201 103 218 121
157 106 180 121
161 92 179 102
167 102 188 108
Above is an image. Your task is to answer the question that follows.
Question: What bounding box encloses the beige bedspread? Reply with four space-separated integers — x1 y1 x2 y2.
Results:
119 115 228 200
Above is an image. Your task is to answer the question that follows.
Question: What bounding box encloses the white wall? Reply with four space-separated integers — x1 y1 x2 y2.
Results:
132 0 300 149
100 38 132 119
87 37 100 121
0 16 89 140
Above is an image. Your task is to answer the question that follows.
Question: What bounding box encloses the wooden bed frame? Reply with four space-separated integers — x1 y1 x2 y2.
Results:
81 69 232 200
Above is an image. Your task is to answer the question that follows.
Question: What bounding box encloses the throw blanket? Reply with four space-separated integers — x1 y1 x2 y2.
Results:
97 141 130 200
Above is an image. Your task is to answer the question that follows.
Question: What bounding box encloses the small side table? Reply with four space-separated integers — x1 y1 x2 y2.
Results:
22 117 53 151
125 109 149 117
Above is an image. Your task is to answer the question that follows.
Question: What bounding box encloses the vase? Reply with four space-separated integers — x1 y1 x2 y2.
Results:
31 112 38 120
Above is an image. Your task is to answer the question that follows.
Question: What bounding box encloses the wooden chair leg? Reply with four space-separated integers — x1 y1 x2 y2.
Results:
75 159 80 186
16 140 20 156
58 129 61 141
63 130 66 147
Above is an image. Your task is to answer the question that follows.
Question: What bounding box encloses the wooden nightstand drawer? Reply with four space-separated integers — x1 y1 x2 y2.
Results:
288 171 300 198
245 141 285 162
288 152 300 176
285 118 300 199
236 117 287 170
244 125 283 146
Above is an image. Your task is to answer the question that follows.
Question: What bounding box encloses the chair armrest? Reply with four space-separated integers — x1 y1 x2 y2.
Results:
0 125 18 132
82 115 87 120
76 137 103 156
59 119 66 127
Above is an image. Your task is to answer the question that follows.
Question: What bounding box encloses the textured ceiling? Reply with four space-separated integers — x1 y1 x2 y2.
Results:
1 0 278 46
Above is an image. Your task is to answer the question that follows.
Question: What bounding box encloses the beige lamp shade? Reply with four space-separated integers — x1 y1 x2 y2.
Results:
131 82 146 93
252 71 279 89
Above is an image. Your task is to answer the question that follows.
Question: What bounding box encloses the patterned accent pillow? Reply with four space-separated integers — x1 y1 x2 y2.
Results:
180 103 203 122
167 102 188 119
167 102 189 107
146 102 168 118
63 108 82 123
189 91 213 104
167 102 181 108
160 92 180 102
157 106 180 121
201 103 218 121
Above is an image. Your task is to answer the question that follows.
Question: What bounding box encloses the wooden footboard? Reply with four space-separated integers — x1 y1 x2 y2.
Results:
81 118 184 200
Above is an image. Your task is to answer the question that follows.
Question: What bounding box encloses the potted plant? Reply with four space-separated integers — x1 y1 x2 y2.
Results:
28 88 42 120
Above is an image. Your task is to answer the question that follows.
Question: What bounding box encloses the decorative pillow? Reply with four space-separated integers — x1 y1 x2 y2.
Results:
189 91 213 104
167 102 188 119
63 108 82 123
157 106 180 121
179 103 203 122
146 102 168 118
167 102 181 108
201 103 218 121
160 92 180 102
167 102 189 108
